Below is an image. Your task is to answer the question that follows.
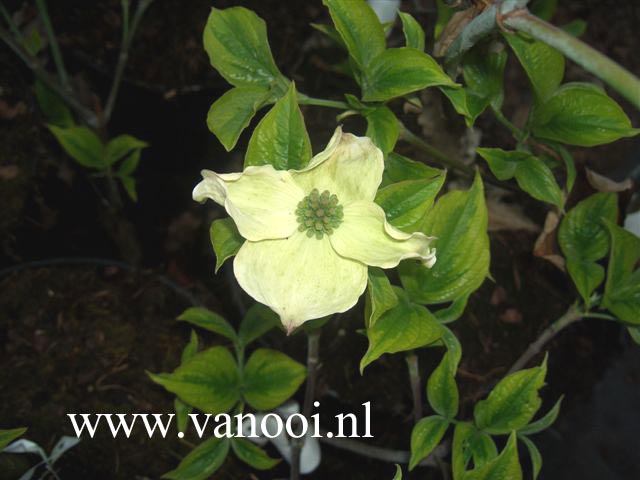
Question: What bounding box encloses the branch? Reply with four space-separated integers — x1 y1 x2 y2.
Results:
319 429 448 468
35 0 72 92
290 329 321 480
504 11 640 110
398 121 475 174
103 0 154 125
405 353 423 424
506 303 583 375
297 94 349 110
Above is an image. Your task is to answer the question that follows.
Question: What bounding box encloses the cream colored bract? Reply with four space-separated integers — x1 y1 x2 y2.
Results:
193 127 436 333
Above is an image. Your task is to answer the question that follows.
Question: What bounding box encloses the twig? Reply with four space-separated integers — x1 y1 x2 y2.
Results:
290 329 321 480
318 429 448 468
490 105 525 141
399 120 523 193
0 26 98 126
302 331 321 420
35 0 72 92
0 2 23 40
297 94 349 110
102 0 154 125
506 303 583 375
405 352 423 424
398 121 475 174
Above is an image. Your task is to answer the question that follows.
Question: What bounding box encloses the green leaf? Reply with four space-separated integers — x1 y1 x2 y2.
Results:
434 296 469 324
440 87 473 123
399 12 425 51
362 48 457 101
238 303 281 346
175 331 197 432
382 153 443 187
48 125 105 169
476 148 563 207
628 326 640 345
409 415 449 470
375 174 446 233
149 346 240 414
175 398 193 433
427 351 459 419
106 134 148 166
452 424 499 477
531 0 557 21
561 19 587 38
117 149 141 176
474 358 547 434
503 32 564 101
469 432 498 468
231 437 280 470
0 427 27 450
435 0 454 40
558 193 618 304
322 0 386 71
207 86 271 151
178 307 237 342
519 396 563 435
203 7 285 88
452 422 475 479
399 172 489 304
310 23 346 49
462 432 522 480
35 80 74 127
557 144 576 194
245 83 311 170
182 330 200 363
392 464 403 479
361 288 443 372
365 106 399 155
602 221 640 325
441 46 508 126
519 435 542 479
529 83 640 147
210 218 244 273
163 437 230 480
23 27 44 56
365 267 398 327
243 348 306 410
452 423 499 477
466 45 508 114
441 326 462 368
120 175 137 201
464 47 508 111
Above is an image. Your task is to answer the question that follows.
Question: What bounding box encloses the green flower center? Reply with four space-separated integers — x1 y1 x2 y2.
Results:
295 188 344 239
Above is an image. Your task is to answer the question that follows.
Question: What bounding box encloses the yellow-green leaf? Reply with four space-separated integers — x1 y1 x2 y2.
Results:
210 218 244 273
207 86 271 151
245 83 311 170
399 172 489 304
203 7 285 88
242 349 306 410
361 288 443 372
530 83 639 147
363 48 457 102
602 221 640 325
149 347 240 414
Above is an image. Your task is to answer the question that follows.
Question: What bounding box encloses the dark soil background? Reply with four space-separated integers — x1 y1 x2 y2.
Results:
1 1 639 479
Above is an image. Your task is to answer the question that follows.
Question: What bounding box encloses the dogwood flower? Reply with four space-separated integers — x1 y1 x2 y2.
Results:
193 127 436 333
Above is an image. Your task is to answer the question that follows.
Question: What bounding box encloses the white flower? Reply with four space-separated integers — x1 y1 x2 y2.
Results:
194 127 436 333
